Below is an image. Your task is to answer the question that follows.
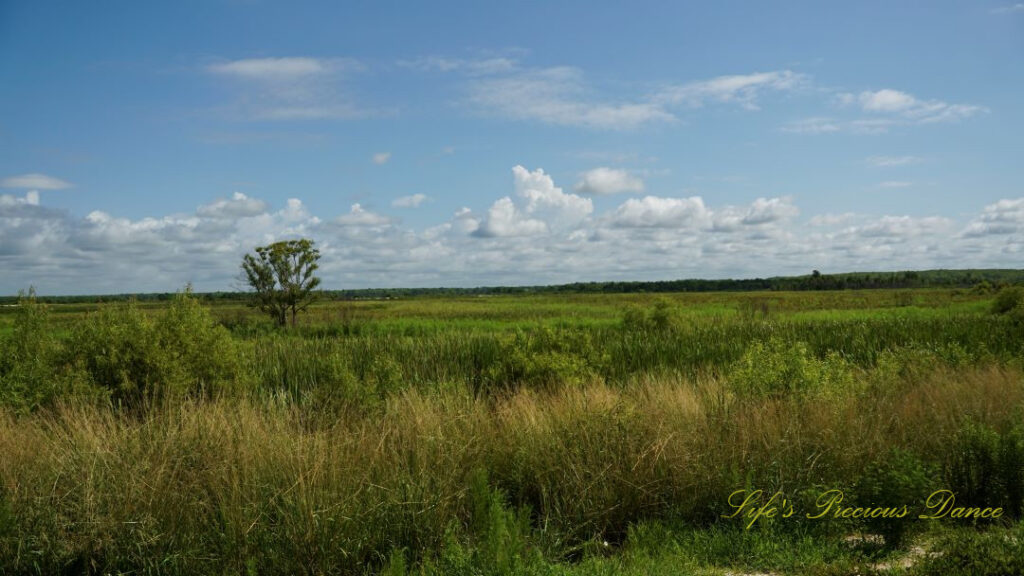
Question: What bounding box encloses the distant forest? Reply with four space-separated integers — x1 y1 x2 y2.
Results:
6 268 1024 304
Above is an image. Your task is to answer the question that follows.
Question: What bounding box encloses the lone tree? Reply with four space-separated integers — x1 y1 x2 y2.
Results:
241 239 321 327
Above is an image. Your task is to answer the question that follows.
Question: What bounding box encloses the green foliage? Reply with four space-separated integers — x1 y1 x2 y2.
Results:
67 288 238 405
945 420 1024 519
484 328 597 391
621 298 677 332
853 449 935 548
0 289 59 410
5 287 1024 572
0 289 95 411
728 338 854 397
999 423 1024 519
241 238 322 327
991 285 1024 315
915 525 1024 576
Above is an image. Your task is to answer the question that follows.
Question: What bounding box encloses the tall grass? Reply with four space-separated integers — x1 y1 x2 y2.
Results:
1 364 1022 574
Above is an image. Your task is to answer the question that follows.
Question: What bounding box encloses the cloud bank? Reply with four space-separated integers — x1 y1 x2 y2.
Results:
2 168 1020 294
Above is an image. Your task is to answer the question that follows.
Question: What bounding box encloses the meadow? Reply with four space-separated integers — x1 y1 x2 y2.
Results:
1 285 1023 575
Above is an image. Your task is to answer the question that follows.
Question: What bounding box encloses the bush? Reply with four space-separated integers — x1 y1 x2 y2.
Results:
728 338 853 397
853 449 934 548
945 420 1024 519
946 421 1002 515
68 288 239 405
0 290 95 411
484 328 595 391
991 286 1024 315
621 299 677 332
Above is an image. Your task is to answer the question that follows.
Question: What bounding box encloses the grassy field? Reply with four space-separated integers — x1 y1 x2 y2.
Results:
1 286 1023 574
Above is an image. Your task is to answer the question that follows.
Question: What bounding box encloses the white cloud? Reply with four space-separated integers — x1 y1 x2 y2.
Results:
472 197 549 237
473 166 593 236
878 181 913 189
206 56 371 121
468 66 674 130
809 213 857 227
574 167 645 195
853 215 953 239
782 117 842 134
399 56 518 75
609 196 711 229
511 165 593 226
373 152 392 165
742 197 800 224
858 89 918 112
0 191 41 207
866 156 924 167
991 3 1024 13
844 89 986 123
963 198 1024 237
3 165 1023 294
207 57 331 80
334 203 391 227
467 67 805 130
655 70 806 111
196 192 268 219
392 193 429 208
1 173 73 190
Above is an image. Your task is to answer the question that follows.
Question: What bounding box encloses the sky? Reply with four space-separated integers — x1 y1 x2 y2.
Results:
1 1 1022 294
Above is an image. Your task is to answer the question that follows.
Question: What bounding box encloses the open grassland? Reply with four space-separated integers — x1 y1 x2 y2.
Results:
1 287 1024 574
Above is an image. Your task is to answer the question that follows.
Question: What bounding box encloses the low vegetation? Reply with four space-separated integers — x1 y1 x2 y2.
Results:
0 283 1023 574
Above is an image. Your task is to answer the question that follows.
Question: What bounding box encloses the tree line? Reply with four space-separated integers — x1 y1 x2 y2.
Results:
5 243 1024 307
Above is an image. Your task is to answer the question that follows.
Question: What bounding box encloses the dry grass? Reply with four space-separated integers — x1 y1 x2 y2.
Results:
2 364 1022 573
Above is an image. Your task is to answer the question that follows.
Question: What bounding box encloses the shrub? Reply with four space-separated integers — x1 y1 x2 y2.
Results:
853 449 934 548
945 420 1024 520
621 299 677 332
68 288 238 406
946 421 1002 515
998 422 1024 519
728 338 853 397
484 328 595 391
991 286 1024 315
0 290 96 411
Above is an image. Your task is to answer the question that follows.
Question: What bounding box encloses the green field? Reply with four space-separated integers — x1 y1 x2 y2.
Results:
1 286 1024 574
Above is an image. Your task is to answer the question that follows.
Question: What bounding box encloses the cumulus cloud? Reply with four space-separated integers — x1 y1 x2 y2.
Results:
574 167 645 195
333 203 391 227
473 166 593 236
2 165 1023 294
963 198 1024 237
1 173 73 190
472 197 549 237
609 196 711 229
392 193 429 208
742 197 800 224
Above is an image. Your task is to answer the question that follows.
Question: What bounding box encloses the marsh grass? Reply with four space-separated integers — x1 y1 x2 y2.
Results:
2 289 1024 573
1 363 1022 574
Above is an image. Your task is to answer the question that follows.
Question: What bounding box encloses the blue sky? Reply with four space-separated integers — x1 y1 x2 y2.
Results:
1 1 1022 294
